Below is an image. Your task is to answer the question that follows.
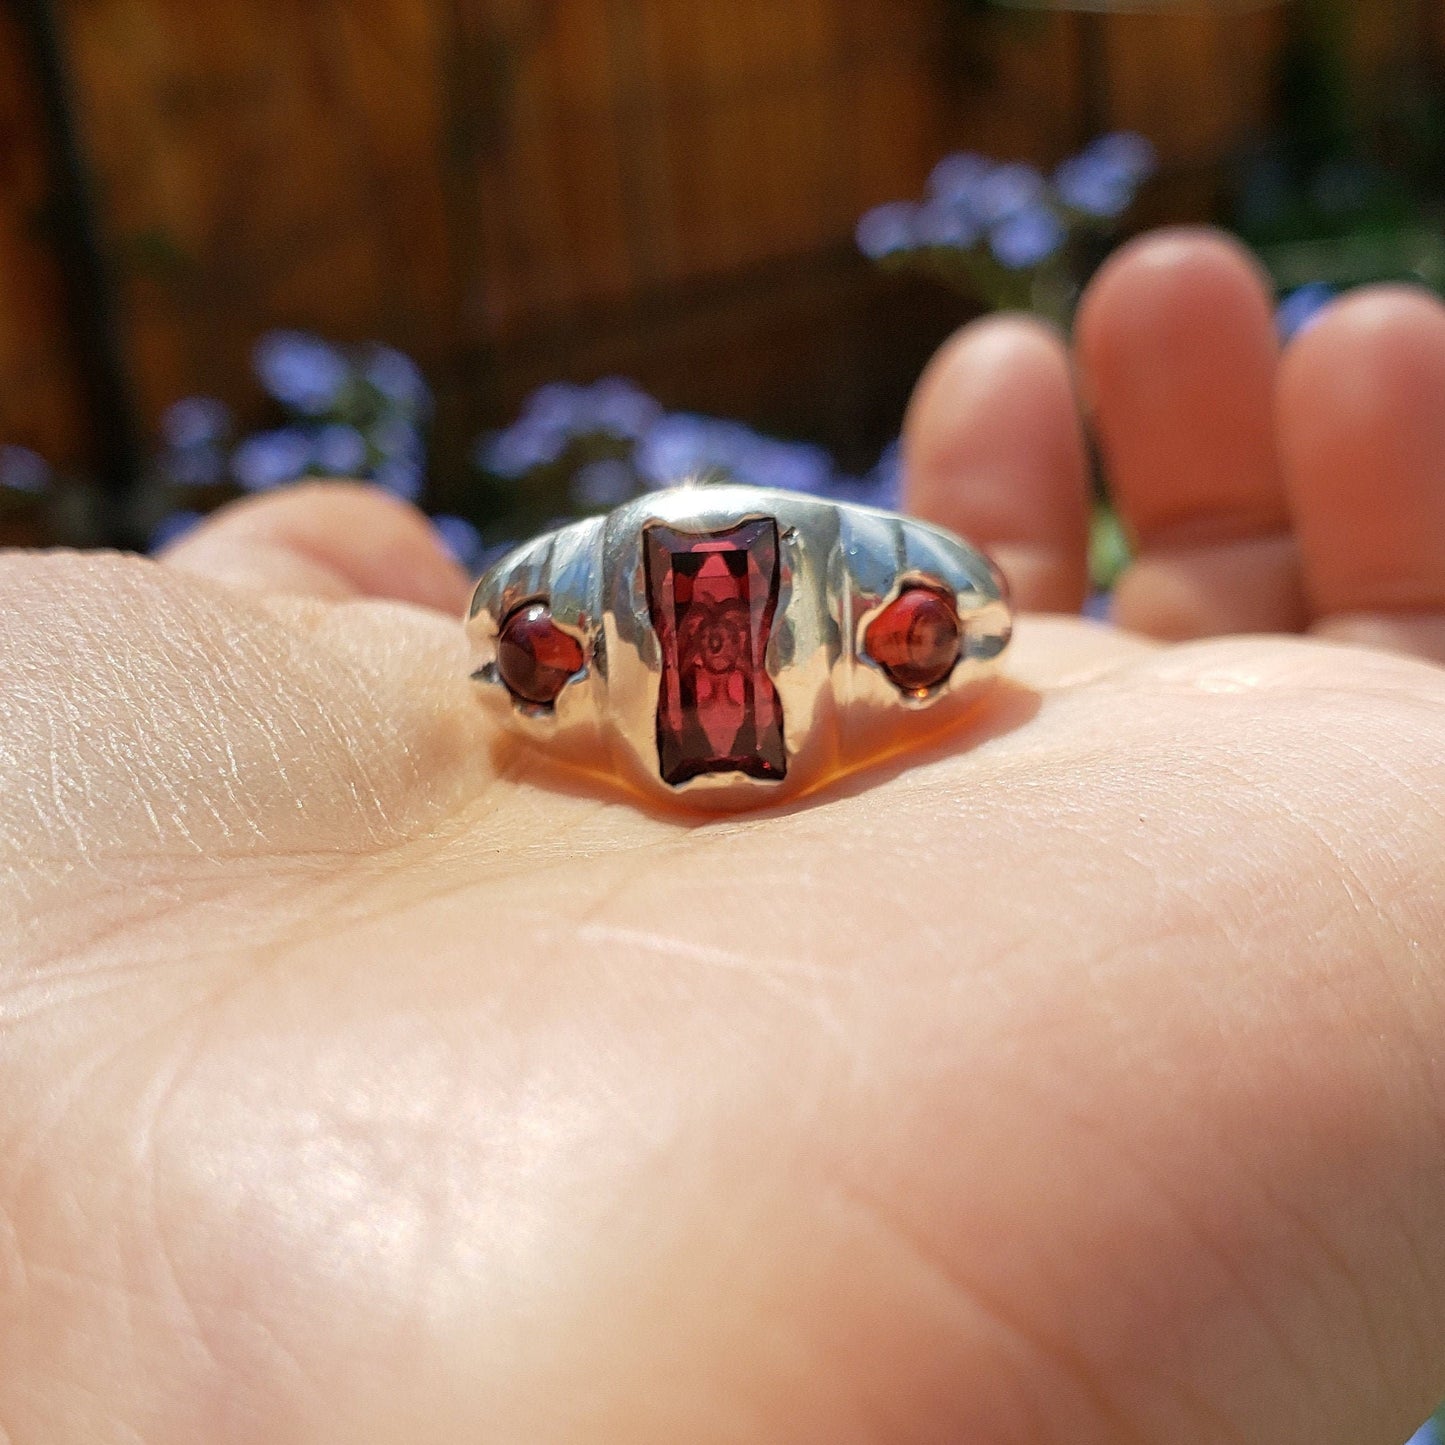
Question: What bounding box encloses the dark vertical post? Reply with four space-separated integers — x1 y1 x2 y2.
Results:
11 0 145 548
1075 11 1111 147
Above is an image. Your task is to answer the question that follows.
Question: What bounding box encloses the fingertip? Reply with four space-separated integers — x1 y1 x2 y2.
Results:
1089 225 1274 289
1277 284 1445 501
904 313 1090 614
1076 232 1281 512
1277 284 1445 642
161 481 473 615
907 312 1069 440
1279 284 1445 400
1077 227 1278 378
1073 226 1305 640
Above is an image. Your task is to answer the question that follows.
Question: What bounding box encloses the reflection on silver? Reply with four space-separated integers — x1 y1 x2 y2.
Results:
466 482 1012 810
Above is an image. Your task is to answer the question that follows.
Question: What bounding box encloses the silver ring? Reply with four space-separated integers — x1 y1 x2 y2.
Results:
466 482 1012 810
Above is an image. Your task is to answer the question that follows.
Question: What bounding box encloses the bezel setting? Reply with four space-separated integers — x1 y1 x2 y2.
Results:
494 600 588 709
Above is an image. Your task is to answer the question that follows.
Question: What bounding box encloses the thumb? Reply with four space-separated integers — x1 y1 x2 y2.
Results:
159 481 472 614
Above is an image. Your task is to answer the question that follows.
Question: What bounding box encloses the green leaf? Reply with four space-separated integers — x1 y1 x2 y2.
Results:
1089 503 1131 593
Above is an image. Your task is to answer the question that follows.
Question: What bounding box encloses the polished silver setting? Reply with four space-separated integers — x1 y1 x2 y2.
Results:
466 482 1012 810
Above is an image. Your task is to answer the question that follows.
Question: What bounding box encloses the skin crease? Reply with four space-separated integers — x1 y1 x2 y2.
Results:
0 230 1442 1445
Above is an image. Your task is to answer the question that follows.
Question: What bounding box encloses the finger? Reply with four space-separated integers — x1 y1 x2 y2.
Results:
160 481 472 614
1278 286 1445 663
1076 228 1309 639
904 315 1090 614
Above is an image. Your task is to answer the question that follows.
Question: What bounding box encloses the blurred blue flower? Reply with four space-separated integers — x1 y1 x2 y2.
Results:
1056 132 1156 219
162 444 227 488
479 379 845 506
857 137 1156 323
1405 1422 1440 1445
253 331 350 415
708 420 763 474
231 427 313 491
1085 131 1158 186
582 377 664 440
826 440 902 512
149 509 203 551
476 416 569 479
0 444 50 494
749 438 834 496
989 205 1065 269
162 396 232 451
572 457 637 508
362 345 432 417
524 382 589 434
1054 153 1136 219
431 514 483 570
374 458 425 502
916 196 982 249
1277 283 1337 343
823 471 865 504
855 202 918 259
928 152 991 208
636 413 717 487
635 411 841 494
473 379 649 478
976 163 1046 223
711 422 763 479
311 423 369 477
865 438 903 510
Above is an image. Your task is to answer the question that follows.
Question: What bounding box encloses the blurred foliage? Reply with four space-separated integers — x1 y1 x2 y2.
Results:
1235 0 1445 293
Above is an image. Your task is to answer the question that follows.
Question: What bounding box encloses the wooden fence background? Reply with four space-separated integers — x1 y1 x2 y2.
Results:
0 0 1420 520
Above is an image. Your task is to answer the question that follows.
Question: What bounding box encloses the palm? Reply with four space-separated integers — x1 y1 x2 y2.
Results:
4 232 1443 1445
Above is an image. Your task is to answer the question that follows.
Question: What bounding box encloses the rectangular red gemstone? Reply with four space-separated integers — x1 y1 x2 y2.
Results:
643 518 786 786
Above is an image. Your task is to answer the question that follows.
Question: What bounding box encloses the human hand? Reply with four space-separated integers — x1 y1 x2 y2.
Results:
2 229 1441 1444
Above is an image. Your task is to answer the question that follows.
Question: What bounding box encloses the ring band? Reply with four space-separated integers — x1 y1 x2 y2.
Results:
466 482 1012 810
